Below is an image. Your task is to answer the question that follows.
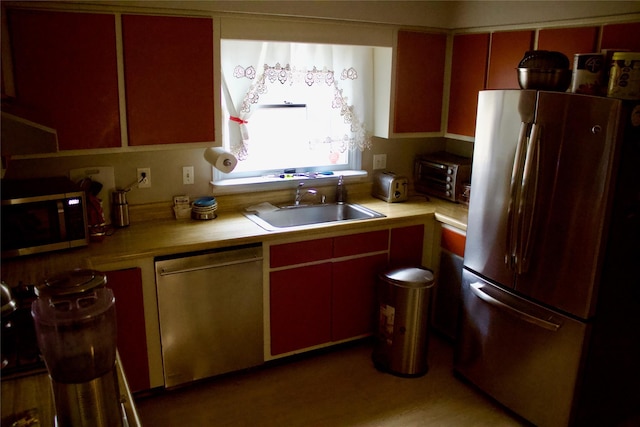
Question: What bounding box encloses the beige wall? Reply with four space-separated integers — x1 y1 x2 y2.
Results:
4 137 452 205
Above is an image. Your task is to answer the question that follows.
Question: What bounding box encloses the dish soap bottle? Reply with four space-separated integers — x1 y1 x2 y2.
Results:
335 175 348 204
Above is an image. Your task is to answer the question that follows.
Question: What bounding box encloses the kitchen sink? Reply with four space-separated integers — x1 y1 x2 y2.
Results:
243 203 386 231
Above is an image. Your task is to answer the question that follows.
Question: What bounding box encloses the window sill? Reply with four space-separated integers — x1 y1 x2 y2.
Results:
210 170 368 195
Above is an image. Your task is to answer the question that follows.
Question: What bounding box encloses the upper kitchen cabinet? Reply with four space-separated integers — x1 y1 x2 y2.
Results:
392 30 447 134
122 15 214 146
447 33 489 138
537 26 598 64
487 30 534 89
601 22 640 51
6 9 121 150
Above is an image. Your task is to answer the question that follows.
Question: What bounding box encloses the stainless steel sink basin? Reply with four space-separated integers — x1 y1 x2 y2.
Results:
243 203 386 231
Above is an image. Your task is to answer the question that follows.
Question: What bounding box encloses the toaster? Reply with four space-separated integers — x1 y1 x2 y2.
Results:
372 170 408 203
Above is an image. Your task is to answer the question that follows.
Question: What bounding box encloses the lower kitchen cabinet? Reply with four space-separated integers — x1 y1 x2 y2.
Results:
270 263 333 355
269 226 425 356
432 224 466 341
389 224 425 268
105 267 150 393
332 253 389 341
269 260 385 356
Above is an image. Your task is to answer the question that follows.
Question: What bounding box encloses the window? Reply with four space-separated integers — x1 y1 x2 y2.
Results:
216 40 379 185
237 103 350 174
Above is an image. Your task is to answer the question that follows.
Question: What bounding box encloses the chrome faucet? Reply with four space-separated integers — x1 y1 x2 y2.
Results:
294 182 325 206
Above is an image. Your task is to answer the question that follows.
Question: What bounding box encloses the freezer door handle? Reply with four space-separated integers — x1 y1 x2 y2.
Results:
516 122 541 274
505 121 530 270
470 282 562 332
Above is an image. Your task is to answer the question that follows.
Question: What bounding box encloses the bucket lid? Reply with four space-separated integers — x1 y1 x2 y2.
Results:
37 269 106 297
382 267 434 288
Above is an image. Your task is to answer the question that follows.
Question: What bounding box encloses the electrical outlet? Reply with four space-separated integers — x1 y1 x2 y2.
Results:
183 166 195 185
373 154 387 170
137 168 151 188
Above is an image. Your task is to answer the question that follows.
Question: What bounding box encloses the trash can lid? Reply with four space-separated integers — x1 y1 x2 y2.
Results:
382 267 434 288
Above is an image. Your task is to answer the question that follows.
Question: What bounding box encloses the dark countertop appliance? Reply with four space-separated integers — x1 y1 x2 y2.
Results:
414 151 471 203
1 283 45 377
32 269 123 426
455 90 640 427
1 273 140 426
1 177 89 258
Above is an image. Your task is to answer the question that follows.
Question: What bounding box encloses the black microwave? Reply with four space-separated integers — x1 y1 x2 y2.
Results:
1 177 89 258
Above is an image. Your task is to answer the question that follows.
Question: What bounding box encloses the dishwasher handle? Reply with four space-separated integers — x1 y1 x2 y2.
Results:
158 257 263 276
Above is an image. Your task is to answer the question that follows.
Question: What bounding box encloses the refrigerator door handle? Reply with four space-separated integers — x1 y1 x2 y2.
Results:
470 282 562 332
505 121 530 270
516 122 541 274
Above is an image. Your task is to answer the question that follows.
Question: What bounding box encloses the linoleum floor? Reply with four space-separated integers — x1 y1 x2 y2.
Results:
135 335 526 426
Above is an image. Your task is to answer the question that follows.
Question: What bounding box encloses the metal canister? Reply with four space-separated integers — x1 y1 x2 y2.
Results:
112 190 130 227
607 52 640 100
571 53 605 95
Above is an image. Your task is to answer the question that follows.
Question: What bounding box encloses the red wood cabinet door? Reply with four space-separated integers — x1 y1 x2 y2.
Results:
487 30 534 89
394 31 447 133
601 22 640 52
332 253 388 341
537 27 598 64
270 238 333 268
7 9 121 150
389 224 425 268
447 33 490 137
122 15 214 146
333 230 389 258
105 268 150 392
270 263 332 355
441 226 466 258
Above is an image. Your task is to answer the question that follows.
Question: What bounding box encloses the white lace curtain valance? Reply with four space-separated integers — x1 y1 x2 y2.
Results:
221 40 374 160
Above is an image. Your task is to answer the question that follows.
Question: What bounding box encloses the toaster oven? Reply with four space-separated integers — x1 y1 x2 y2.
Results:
414 152 471 202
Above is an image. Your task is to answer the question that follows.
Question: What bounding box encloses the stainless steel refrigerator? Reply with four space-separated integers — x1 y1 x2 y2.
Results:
454 90 640 427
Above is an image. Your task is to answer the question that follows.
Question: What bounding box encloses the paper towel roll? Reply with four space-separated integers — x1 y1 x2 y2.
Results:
204 147 238 173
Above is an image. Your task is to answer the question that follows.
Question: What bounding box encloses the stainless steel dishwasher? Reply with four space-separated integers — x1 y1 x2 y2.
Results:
155 243 263 388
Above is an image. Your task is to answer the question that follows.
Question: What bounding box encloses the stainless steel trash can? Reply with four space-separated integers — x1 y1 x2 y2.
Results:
372 267 435 377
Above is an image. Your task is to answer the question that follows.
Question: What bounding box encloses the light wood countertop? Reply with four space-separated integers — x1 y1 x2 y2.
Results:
0 195 467 286
0 194 466 423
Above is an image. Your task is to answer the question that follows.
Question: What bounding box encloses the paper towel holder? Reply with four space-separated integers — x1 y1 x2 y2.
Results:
203 147 238 173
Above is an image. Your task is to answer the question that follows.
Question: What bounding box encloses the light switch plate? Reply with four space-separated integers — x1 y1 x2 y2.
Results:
373 154 387 170
183 166 195 185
